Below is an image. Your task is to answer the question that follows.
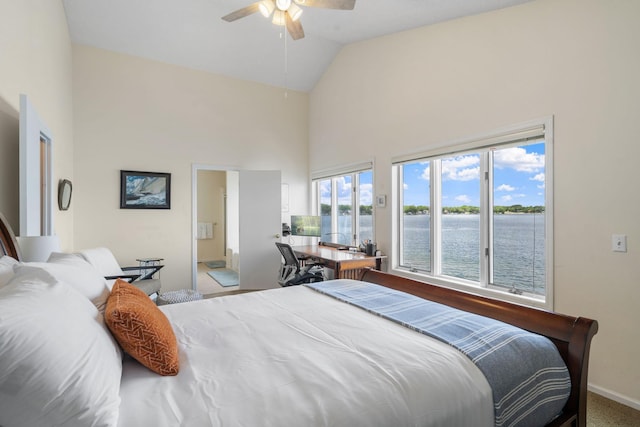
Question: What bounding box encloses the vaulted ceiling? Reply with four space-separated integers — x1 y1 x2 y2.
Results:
63 0 533 92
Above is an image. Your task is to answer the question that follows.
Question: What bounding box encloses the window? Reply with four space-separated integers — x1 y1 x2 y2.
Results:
393 119 552 308
312 163 373 247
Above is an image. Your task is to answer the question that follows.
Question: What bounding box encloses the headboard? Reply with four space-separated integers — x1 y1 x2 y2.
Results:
0 212 21 260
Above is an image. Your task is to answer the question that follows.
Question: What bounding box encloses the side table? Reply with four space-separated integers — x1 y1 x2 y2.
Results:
136 257 164 279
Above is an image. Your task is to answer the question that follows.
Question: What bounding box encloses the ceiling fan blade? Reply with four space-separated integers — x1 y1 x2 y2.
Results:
222 2 261 22
296 0 355 10
285 12 305 40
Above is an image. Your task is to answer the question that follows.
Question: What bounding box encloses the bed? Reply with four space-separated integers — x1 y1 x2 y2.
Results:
0 212 598 427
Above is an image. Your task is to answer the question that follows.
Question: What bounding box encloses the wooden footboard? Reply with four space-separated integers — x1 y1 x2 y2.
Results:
359 269 598 427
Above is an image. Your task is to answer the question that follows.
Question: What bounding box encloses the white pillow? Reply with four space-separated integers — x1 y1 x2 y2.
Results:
0 255 18 288
47 251 86 265
0 271 122 427
14 256 111 314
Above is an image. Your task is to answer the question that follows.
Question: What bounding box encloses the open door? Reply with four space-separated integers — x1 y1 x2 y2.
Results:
238 170 281 289
192 167 282 290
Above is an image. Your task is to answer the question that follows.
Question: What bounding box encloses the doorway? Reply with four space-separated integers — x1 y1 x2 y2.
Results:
191 165 282 293
195 169 233 294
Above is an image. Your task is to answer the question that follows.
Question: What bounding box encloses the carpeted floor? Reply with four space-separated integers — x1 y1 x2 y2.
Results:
203 289 258 299
587 392 640 426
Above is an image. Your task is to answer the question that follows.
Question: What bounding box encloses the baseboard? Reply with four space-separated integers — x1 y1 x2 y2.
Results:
589 383 640 411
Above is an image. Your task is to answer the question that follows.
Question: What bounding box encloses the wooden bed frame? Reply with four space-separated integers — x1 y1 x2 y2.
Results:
359 269 598 427
0 213 21 261
1 212 597 427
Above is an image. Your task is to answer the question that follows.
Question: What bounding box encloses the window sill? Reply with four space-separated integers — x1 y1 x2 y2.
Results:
390 267 550 310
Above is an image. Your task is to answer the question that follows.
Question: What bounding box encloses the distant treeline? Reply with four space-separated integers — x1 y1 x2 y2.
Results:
320 204 544 215
321 204 373 215
403 205 545 214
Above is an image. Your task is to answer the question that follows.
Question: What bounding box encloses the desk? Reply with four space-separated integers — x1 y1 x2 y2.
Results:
292 245 386 280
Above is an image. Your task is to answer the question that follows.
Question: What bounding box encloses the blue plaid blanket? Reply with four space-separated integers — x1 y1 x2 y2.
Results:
306 280 570 427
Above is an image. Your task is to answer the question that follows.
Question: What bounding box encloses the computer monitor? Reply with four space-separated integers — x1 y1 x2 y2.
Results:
290 215 321 237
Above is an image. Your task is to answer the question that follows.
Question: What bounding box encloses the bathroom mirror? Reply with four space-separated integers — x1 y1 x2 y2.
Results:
58 179 72 211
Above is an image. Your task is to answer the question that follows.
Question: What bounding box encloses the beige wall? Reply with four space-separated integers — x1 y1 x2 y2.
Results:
0 108 19 228
72 45 310 292
309 0 640 407
0 0 74 247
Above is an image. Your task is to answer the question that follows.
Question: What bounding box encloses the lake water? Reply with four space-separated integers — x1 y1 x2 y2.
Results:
325 214 545 295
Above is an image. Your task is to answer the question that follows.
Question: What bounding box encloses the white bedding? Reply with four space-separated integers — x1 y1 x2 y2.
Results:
118 283 493 427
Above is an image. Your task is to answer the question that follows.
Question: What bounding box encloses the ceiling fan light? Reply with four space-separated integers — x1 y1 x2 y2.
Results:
294 0 306 4
287 3 303 21
259 0 275 17
272 10 286 26
275 0 292 11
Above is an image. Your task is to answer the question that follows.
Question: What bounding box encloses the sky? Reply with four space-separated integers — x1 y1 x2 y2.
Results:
317 142 545 208
402 142 545 207
319 171 373 206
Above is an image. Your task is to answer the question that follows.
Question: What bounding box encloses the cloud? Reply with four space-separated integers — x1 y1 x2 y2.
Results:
455 194 471 204
360 183 373 205
494 147 544 173
318 177 373 206
496 184 515 192
442 155 480 181
420 166 430 181
403 183 409 190
501 193 532 204
336 177 352 204
530 173 545 182
319 180 331 200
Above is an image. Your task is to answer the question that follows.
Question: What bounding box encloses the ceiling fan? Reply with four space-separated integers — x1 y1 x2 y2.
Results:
222 0 356 41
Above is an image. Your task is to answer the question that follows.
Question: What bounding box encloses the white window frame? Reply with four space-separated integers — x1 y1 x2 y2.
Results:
311 161 374 247
391 117 554 310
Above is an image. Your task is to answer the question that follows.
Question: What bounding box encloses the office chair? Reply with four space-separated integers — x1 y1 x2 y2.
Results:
275 242 324 287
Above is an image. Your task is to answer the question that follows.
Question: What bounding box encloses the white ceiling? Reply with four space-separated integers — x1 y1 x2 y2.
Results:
62 0 533 92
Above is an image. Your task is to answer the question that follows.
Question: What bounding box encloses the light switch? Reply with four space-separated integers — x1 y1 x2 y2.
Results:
612 234 627 252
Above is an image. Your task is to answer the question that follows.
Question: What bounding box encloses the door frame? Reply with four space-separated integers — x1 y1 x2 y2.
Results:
20 94 53 236
191 165 282 291
191 163 239 290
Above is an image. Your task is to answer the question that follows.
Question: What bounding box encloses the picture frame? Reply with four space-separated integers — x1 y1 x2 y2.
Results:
120 170 171 209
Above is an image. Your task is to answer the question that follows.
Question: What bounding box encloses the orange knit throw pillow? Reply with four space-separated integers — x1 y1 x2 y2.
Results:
105 279 179 375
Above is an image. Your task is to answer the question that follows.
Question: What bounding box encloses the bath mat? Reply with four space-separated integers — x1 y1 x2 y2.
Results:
207 269 238 287
204 260 226 269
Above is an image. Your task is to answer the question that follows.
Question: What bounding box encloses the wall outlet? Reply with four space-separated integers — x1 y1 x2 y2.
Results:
612 234 627 252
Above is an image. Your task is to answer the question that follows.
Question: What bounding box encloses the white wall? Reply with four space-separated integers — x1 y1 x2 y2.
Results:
72 45 310 292
309 0 640 408
0 0 74 247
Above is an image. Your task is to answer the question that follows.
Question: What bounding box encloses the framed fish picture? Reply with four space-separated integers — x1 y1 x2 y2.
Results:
120 170 171 209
